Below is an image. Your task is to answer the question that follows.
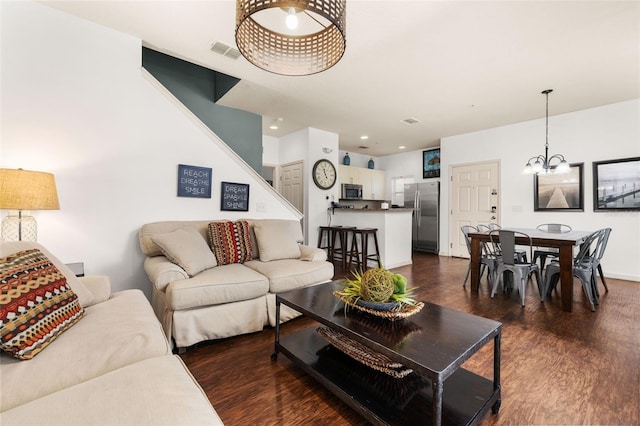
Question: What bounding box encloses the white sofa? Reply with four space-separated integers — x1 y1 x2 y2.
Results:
139 219 334 350
0 241 222 426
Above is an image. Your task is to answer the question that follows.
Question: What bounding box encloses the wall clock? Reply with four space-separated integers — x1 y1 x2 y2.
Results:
312 159 337 190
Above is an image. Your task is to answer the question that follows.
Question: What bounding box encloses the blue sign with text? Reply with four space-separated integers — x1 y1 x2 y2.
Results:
177 164 212 198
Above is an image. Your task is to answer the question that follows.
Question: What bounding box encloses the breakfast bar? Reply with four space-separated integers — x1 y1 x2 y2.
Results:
330 208 413 269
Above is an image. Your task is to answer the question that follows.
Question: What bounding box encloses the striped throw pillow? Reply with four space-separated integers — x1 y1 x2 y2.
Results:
0 249 85 360
207 221 253 265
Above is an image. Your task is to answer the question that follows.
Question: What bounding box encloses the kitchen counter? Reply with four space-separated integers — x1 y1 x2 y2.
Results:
330 208 412 269
332 208 412 213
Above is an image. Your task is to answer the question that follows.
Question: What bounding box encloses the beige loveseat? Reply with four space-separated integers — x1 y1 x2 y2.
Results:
139 219 334 350
0 241 222 425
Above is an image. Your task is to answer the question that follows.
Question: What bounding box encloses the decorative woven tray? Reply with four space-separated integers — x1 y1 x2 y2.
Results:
316 327 413 379
333 291 424 321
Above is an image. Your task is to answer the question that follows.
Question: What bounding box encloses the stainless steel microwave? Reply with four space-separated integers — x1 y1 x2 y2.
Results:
341 183 363 200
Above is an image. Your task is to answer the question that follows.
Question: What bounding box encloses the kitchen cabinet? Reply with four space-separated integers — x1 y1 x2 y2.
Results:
339 165 359 185
338 165 386 200
368 169 385 200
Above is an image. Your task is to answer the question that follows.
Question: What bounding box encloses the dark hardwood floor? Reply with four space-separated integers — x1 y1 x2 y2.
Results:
181 253 639 425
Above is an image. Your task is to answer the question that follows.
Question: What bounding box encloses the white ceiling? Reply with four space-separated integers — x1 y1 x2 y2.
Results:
42 1 640 157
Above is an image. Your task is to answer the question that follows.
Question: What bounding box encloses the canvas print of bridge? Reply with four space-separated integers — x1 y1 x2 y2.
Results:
534 163 584 212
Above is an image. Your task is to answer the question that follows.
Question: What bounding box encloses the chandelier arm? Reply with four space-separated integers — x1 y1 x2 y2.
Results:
547 154 566 164
525 155 545 165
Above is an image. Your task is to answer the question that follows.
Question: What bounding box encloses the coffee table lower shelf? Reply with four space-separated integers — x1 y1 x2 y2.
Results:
275 328 498 425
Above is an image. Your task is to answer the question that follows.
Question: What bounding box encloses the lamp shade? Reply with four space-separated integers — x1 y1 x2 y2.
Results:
0 168 60 210
236 0 347 76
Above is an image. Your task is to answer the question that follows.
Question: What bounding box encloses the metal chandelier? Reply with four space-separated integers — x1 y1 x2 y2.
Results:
524 89 570 175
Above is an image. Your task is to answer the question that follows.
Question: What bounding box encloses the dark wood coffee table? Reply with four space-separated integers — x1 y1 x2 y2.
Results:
272 281 501 426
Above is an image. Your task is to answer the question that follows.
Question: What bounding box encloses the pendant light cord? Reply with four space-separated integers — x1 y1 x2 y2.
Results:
545 89 550 150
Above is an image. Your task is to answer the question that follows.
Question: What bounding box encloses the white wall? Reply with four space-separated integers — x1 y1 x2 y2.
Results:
276 128 339 245
262 135 279 165
376 149 441 199
338 150 377 169
439 99 640 281
1 1 298 296
306 128 340 245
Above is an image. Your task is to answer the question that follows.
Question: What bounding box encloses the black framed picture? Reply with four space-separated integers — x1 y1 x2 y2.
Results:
423 148 440 178
593 156 640 211
177 164 212 198
534 163 584 211
220 182 249 211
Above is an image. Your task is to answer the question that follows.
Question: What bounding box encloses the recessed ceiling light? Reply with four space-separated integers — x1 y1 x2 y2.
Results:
268 117 283 130
398 146 406 150
360 135 369 140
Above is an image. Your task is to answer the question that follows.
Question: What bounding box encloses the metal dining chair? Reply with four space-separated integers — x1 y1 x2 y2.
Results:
479 223 527 264
489 230 542 307
461 225 494 286
585 227 611 300
533 223 572 272
542 229 602 311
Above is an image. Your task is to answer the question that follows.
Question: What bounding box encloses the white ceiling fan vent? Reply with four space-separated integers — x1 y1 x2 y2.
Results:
210 42 241 60
358 145 369 149
401 117 420 125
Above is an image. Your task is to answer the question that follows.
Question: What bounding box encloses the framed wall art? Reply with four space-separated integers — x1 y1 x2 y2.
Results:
177 164 212 198
423 148 440 179
593 156 640 211
534 163 584 211
220 181 249 211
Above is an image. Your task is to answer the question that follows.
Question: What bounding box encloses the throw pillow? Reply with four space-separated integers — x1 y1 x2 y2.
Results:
0 248 85 360
239 220 260 260
207 221 253 265
1 241 95 307
151 228 217 277
234 220 253 261
253 220 302 262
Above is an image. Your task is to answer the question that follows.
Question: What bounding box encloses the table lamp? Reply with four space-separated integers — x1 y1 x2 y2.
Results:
0 168 60 241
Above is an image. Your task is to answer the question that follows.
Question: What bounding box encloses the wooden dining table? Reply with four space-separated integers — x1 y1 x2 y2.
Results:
468 228 593 312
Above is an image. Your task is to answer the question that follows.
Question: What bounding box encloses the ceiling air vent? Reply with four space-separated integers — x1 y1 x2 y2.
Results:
401 117 420 125
210 42 241 60
358 145 369 149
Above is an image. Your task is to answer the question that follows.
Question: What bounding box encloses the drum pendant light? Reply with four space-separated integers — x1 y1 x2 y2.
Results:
235 0 347 76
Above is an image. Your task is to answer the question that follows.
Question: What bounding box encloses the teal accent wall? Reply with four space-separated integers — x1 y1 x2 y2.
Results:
142 48 263 172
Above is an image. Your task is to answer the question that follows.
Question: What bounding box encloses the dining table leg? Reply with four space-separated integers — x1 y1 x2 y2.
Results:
558 245 574 312
470 237 482 291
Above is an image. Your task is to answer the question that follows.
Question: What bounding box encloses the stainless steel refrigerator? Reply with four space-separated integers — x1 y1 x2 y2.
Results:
404 181 439 254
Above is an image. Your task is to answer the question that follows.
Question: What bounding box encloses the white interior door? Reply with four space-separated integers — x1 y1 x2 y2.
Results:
449 161 500 257
280 161 304 214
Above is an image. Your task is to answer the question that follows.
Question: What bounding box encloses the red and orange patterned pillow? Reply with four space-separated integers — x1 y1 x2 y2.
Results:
0 249 85 360
207 220 253 265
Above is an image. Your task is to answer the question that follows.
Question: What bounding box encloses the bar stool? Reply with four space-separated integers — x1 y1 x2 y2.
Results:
348 228 382 271
330 226 355 269
317 226 334 260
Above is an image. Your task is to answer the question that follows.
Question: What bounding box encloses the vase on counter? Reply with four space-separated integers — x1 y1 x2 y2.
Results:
343 153 350 165
368 158 375 169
